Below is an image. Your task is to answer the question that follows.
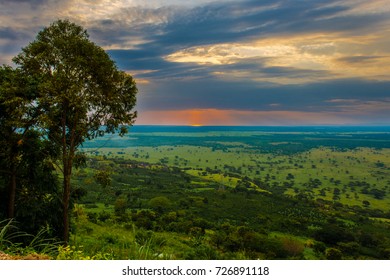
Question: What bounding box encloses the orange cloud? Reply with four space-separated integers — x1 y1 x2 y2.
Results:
136 109 234 126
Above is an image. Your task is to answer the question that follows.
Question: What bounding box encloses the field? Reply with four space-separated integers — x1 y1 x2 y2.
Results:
82 126 390 210
67 126 390 259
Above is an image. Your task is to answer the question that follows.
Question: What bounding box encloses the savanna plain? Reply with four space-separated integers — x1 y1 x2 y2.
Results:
2 126 390 260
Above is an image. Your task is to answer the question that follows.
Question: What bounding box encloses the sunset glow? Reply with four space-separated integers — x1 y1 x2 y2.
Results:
134 107 378 126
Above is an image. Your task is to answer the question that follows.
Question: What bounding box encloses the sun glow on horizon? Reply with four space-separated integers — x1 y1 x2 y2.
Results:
134 107 387 126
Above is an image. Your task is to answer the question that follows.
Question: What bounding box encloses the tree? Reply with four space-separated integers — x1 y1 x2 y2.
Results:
362 200 370 207
1 66 62 237
370 188 386 200
149 196 171 213
9 130 63 237
94 169 112 188
0 65 39 219
0 65 21 219
114 197 128 221
13 20 137 243
325 248 343 260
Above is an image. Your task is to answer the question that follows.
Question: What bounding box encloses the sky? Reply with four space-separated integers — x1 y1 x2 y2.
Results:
1 0 390 126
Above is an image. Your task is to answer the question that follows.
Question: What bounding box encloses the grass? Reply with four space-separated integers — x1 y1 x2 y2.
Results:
70 219 175 259
185 169 270 193
0 219 59 258
83 145 390 211
83 202 114 213
73 129 390 259
0 219 24 248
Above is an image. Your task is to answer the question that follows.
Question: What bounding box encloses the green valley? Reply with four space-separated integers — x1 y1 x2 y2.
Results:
58 126 390 260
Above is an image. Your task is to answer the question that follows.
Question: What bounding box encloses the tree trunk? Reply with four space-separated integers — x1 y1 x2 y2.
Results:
61 108 72 244
62 146 76 243
7 163 17 218
62 168 71 244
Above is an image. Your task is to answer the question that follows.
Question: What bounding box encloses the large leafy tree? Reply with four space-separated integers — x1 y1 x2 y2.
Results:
13 20 137 243
0 65 38 219
1 65 62 239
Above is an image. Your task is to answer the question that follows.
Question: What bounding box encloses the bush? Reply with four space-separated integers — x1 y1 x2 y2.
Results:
149 196 171 213
57 245 113 260
98 211 112 223
114 197 128 218
325 248 343 260
282 238 305 258
313 224 355 245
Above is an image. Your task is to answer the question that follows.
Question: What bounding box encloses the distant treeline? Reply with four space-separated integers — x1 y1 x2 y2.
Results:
83 129 390 154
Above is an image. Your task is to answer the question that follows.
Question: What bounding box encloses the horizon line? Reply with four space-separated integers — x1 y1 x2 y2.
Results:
131 124 390 127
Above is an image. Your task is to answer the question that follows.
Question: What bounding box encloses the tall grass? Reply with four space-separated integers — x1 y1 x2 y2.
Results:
0 219 60 258
27 227 61 256
0 219 29 249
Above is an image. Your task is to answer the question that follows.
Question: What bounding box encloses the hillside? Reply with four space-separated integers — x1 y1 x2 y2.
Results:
66 126 390 260
2 126 390 259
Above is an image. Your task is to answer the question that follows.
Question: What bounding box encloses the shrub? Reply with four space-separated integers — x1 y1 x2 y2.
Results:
98 211 112 223
282 238 305 258
325 248 343 260
57 245 113 260
149 196 171 213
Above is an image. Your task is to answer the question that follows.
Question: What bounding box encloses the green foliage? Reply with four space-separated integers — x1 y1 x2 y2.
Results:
281 237 305 258
313 223 356 246
0 219 59 258
0 219 26 248
11 19 137 242
0 65 43 220
114 197 128 221
67 144 390 260
13 19 138 142
0 128 62 237
325 248 343 260
94 169 112 188
3 123 390 259
57 245 113 260
149 196 171 213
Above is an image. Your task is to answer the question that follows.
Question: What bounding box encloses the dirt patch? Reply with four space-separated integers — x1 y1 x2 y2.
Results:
0 251 50 260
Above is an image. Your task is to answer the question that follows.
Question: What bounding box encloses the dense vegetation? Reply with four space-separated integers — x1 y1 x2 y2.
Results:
56 126 390 260
2 127 390 259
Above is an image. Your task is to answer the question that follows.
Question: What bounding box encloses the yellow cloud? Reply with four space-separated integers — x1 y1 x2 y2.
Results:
164 31 390 84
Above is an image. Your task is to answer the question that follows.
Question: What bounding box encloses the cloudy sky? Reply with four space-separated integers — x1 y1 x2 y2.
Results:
1 0 390 125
